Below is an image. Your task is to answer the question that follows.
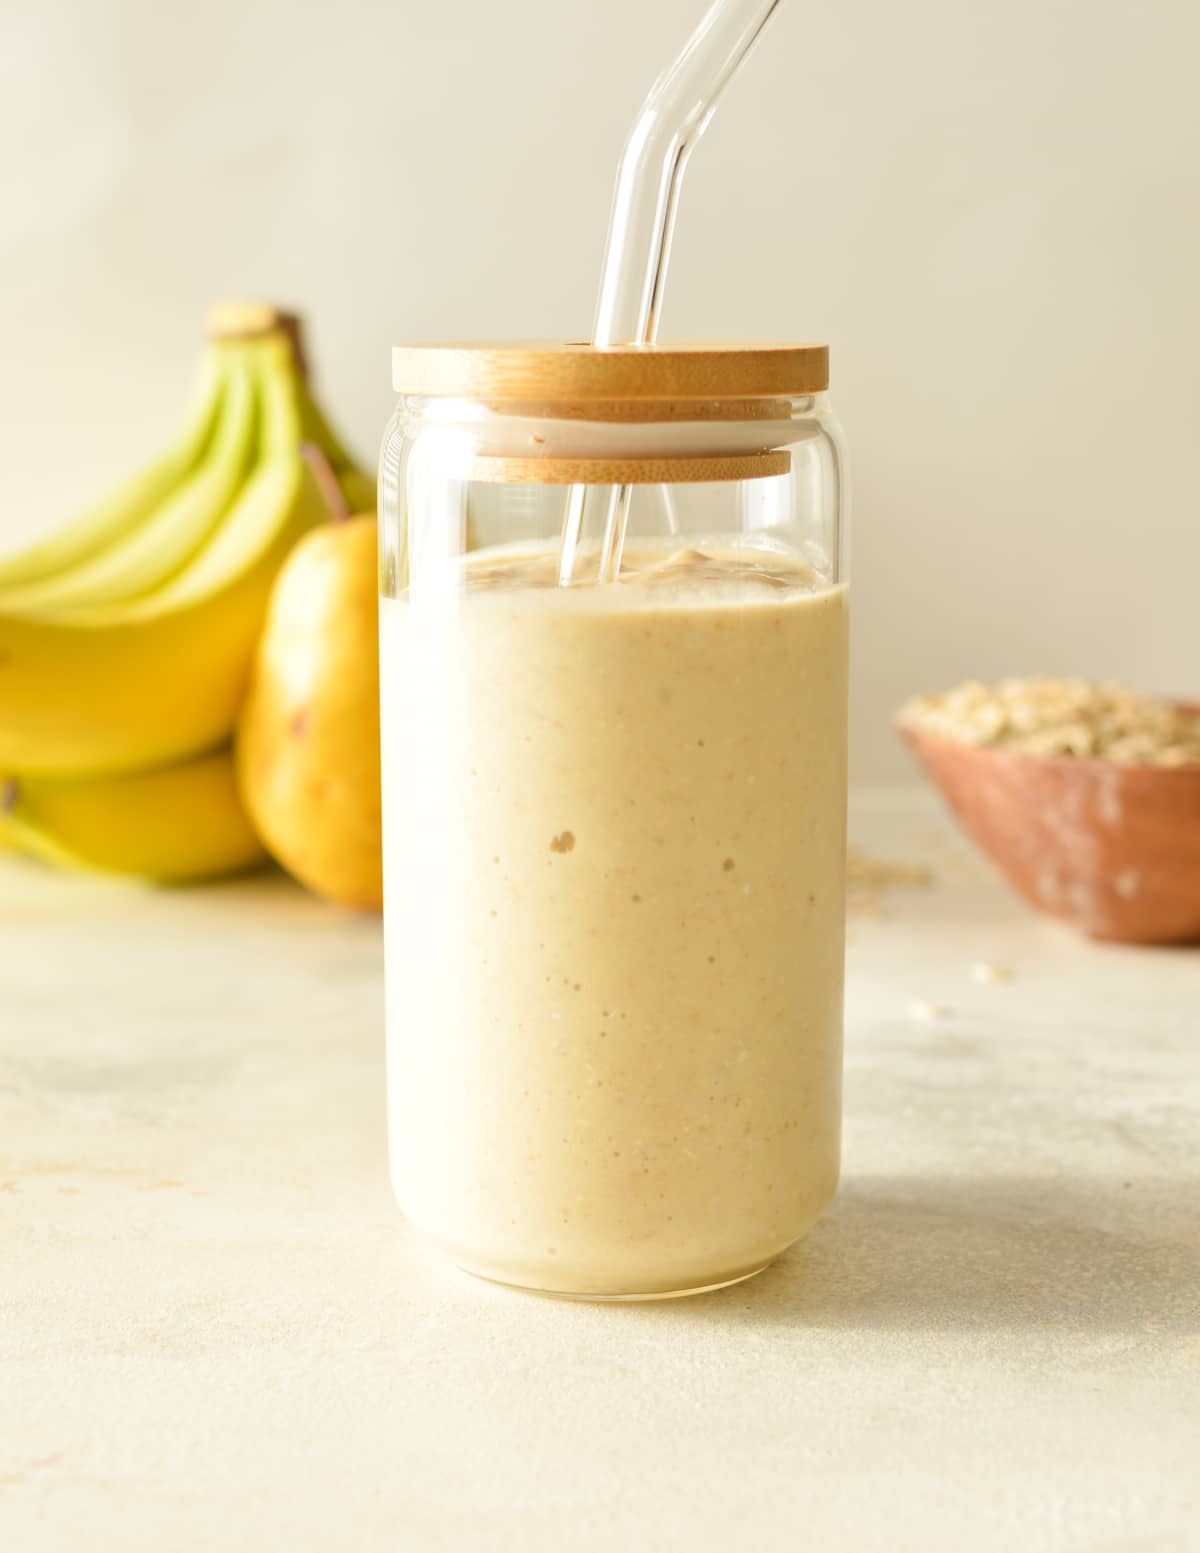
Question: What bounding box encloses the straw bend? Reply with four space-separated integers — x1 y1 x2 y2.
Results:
592 0 785 348
563 0 785 586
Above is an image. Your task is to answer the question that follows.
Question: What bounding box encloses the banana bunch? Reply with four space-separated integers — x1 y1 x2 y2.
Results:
0 303 374 883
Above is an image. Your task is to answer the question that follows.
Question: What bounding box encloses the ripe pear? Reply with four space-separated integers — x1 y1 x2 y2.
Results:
237 513 382 909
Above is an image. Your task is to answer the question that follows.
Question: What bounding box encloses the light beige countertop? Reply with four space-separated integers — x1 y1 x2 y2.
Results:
2 788 1197 1551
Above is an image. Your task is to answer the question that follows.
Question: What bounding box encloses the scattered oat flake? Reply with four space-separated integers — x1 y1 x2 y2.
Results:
847 849 934 918
971 961 1013 984
847 850 934 889
906 998 950 1022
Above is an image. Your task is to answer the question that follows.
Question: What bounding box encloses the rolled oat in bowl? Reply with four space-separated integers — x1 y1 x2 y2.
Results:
900 678 1200 766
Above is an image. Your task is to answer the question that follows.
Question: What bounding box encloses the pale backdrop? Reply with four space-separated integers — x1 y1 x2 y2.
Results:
2 0 1197 777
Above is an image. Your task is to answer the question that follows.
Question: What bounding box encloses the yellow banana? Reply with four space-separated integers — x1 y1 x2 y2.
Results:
0 348 227 593
3 347 259 614
0 337 332 776
0 748 265 882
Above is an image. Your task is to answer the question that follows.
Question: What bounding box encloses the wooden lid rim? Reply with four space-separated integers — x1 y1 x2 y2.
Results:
392 342 829 401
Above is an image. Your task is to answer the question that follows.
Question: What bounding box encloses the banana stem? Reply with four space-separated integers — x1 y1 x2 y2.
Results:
276 312 309 380
205 302 308 379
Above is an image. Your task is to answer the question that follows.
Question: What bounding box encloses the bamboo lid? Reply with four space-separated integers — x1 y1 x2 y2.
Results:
392 341 829 402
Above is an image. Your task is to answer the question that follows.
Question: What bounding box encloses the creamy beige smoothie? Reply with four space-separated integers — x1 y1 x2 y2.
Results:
380 544 848 1297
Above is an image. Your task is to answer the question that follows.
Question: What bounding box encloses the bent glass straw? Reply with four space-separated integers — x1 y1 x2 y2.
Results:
558 0 784 586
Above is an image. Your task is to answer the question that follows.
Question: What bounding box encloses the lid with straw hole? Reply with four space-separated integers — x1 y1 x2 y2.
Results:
391 343 827 484
391 341 829 403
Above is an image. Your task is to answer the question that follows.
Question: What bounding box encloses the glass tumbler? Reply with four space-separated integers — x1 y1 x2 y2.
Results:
378 343 848 1299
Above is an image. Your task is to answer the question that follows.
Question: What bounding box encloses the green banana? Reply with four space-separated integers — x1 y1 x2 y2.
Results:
0 309 376 795
292 373 376 514
3 347 259 615
138 335 320 609
0 348 227 593
0 338 332 776
296 375 355 469
334 464 378 515
0 748 266 882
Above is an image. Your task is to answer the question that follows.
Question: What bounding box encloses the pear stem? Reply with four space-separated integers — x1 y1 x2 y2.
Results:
300 443 350 525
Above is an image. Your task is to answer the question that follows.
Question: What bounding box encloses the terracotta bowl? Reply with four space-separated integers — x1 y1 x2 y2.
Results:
896 709 1200 944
